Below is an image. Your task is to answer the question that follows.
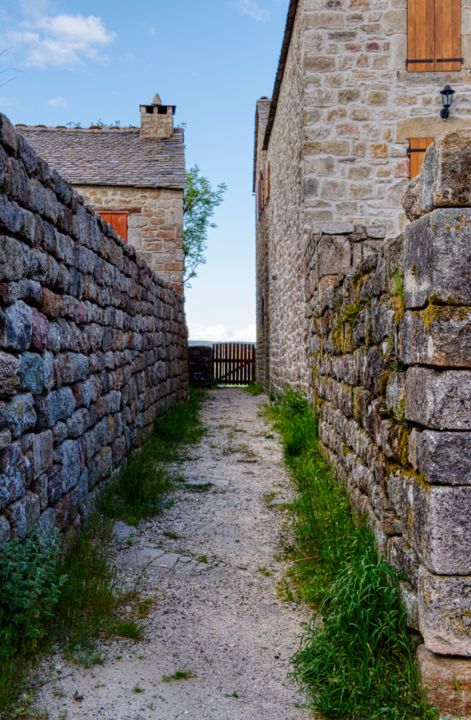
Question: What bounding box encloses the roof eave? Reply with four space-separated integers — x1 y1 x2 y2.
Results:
262 0 300 151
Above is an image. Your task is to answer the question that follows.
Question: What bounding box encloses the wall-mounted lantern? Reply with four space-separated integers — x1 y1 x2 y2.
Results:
440 85 455 119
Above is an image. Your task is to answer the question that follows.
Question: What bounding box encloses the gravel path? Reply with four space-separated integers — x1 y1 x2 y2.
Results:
33 389 312 720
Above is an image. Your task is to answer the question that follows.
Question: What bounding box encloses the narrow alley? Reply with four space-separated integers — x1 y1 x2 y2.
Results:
33 389 311 720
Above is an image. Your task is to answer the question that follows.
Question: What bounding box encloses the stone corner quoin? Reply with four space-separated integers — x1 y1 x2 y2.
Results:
0 111 189 544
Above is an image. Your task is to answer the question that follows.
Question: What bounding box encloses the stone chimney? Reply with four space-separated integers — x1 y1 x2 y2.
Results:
139 94 176 139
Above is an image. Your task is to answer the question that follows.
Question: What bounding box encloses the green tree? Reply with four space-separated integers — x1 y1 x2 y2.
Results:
183 165 226 286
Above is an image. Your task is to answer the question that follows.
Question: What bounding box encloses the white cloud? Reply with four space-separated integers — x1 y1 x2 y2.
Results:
19 0 51 19
4 14 115 69
234 0 270 21
189 323 256 342
48 96 65 106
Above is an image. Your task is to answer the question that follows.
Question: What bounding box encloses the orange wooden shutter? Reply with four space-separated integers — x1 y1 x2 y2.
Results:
409 137 434 178
407 0 435 72
98 211 128 241
435 0 461 71
407 0 462 72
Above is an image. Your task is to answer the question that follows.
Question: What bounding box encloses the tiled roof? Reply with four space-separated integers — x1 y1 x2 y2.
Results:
16 126 186 190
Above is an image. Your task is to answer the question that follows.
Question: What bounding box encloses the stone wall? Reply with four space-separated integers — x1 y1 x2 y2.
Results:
0 113 189 542
75 185 184 294
304 133 471 701
188 346 213 388
301 0 471 237
254 4 310 393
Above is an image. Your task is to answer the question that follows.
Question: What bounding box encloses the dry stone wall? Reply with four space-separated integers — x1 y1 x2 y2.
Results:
0 113 188 542
306 134 471 661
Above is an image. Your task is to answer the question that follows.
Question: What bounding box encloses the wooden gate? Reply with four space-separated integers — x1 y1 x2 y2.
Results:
212 343 256 385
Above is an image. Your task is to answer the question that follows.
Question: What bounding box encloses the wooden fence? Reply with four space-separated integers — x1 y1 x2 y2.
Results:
212 343 256 385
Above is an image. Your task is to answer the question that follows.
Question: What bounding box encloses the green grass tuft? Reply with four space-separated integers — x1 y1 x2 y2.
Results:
100 389 206 525
244 382 265 396
161 669 196 682
266 390 438 720
0 390 205 715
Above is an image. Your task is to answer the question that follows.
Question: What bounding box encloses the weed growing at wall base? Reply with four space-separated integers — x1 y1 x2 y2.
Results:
0 390 205 716
266 390 438 720
101 389 205 525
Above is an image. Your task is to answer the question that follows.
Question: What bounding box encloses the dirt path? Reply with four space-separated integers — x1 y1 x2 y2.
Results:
33 389 311 720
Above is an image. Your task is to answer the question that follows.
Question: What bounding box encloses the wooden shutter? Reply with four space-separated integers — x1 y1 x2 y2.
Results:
407 0 435 72
409 137 434 178
98 211 128 241
407 0 461 72
435 0 461 71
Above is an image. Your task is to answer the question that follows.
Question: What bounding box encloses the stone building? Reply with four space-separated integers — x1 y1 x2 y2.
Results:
17 95 185 294
255 0 471 390
255 2 471 713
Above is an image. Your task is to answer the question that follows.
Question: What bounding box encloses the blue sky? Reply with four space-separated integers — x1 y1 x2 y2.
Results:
0 0 288 341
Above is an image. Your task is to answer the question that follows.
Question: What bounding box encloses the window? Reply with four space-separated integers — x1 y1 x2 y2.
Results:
407 0 461 72
98 211 129 241
408 137 434 177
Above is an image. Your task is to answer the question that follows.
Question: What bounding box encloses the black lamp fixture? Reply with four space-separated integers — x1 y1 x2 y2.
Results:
440 85 455 120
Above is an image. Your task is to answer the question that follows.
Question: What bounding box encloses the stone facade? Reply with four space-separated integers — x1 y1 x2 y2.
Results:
0 113 189 542
17 95 186 294
255 2 471 708
188 346 213 388
255 0 471 390
74 186 184 292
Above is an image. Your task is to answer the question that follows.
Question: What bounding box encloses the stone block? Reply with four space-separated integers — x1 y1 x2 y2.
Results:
410 430 471 485
0 351 20 395
0 300 32 351
35 386 76 429
36 507 56 538
417 645 471 719
0 113 18 155
19 352 46 394
32 430 53 479
400 307 471 367
406 480 471 575
55 438 82 493
0 393 36 438
418 567 471 656
406 367 471 430
0 236 31 282
402 130 471 219
0 442 27 509
0 514 10 544
6 491 40 539
317 235 351 276
404 209 471 308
